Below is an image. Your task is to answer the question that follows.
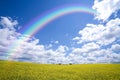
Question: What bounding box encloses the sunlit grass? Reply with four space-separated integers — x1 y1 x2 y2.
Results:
0 60 120 80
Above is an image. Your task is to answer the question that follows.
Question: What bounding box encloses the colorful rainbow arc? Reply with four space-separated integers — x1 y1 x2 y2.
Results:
8 5 97 59
21 5 97 37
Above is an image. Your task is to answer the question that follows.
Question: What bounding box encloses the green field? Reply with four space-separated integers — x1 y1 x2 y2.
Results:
0 60 120 80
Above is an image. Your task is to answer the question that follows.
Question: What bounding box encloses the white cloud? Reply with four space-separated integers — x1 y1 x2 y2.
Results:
74 18 120 46
71 16 120 63
67 42 100 63
72 42 100 54
0 17 70 63
0 16 18 30
46 44 53 49
68 45 120 63
72 37 80 41
93 0 120 21
111 44 120 52
55 41 59 44
56 45 69 53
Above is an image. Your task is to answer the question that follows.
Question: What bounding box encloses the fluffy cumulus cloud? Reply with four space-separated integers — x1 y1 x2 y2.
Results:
71 0 120 63
69 45 120 63
0 0 120 64
72 19 120 63
93 0 120 21
72 42 100 54
0 16 18 30
0 17 69 63
73 18 120 45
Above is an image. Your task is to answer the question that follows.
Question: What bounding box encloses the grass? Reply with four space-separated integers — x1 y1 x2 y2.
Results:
0 60 120 80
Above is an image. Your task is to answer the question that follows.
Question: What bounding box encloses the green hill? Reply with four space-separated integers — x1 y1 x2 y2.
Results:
0 60 120 80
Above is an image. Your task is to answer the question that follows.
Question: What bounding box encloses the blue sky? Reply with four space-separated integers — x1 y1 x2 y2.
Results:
0 0 120 64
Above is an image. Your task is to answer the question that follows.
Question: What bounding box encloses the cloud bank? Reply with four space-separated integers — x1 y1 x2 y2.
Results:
0 0 120 64
93 0 120 21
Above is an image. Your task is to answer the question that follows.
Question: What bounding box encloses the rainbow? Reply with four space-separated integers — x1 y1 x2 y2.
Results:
8 4 97 60
20 4 97 36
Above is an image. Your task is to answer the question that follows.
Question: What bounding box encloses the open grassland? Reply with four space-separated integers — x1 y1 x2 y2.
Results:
0 60 120 80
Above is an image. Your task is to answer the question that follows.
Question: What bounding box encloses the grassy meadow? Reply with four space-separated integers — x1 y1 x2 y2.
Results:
0 60 120 80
